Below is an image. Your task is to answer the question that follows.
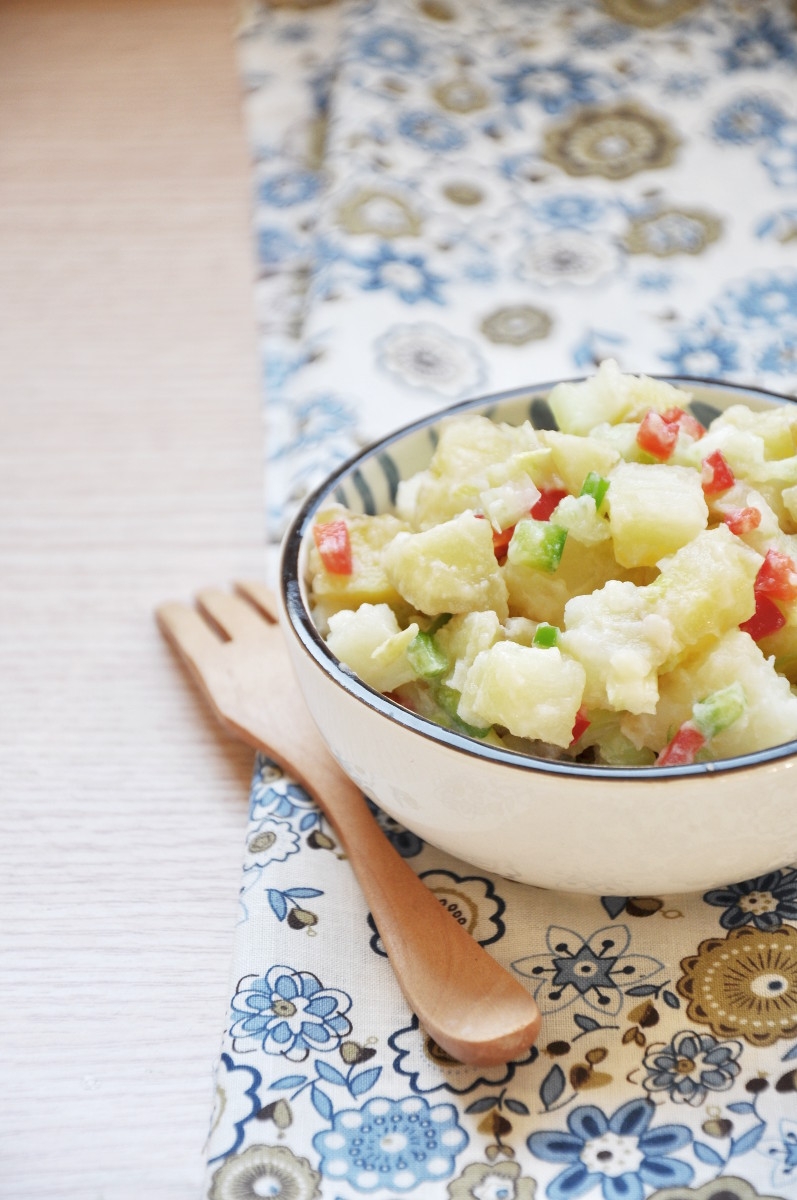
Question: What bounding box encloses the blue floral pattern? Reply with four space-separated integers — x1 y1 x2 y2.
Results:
528 1099 693 1200
512 924 665 1017
703 871 797 931
206 1 797 1195
230 966 352 1061
313 1095 468 1192
641 1031 743 1106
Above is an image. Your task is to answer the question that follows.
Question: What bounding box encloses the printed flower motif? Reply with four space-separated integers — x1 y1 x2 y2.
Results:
719 12 797 72
257 226 302 268
258 168 322 208
272 393 358 459
513 924 664 1016
641 1030 742 1106
624 208 722 258
661 72 707 99
206 1054 262 1164
208 1143 320 1200
230 966 352 1060
433 76 490 114
660 328 740 376
398 110 467 152
449 1160 537 1200
533 194 607 228
370 870 506 958
245 817 301 867
757 1117 797 1191
704 871 797 931
758 334 797 377
756 207 797 244
353 245 446 305
500 151 548 185
712 94 789 145
357 27 424 70
678 926 797 1046
481 305 553 345
376 322 486 398
335 187 424 238
719 270 797 329
635 270 674 291
497 61 605 115
250 758 318 822
517 231 619 287
528 1098 692 1200
389 1014 536 1094
600 0 701 28
575 21 633 49
761 124 797 189
441 181 485 207
647 1180 777 1200
313 1094 468 1192
544 102 680 180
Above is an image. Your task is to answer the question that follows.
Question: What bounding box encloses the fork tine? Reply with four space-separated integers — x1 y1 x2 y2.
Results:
156 601 223 666
234 580 279 623
196 587 270 642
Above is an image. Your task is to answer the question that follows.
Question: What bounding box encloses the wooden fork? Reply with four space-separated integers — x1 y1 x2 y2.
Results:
155 583 541 1066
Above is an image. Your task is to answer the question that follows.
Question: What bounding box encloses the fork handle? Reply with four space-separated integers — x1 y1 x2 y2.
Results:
267 732 541 1067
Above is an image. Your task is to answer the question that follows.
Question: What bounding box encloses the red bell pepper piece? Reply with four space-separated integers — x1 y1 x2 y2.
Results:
570 707 590 746
636 410 679 461
656 722 706 766
637 406 705 462
313 519 353 575
661 406 706 441
755 548 797 602
491 524 516 559
740 592 786 641
530 489 568 521
723 506 762 535
701 449 735 495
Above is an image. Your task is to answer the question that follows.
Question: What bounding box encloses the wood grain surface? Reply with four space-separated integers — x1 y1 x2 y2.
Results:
0 1 267 1194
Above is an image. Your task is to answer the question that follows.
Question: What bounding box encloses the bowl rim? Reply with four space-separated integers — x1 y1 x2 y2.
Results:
280 373 797 782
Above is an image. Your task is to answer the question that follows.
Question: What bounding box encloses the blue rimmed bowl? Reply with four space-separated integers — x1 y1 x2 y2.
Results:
280 377 797 894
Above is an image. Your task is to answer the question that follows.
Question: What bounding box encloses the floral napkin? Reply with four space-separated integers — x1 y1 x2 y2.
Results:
205 2 797 1197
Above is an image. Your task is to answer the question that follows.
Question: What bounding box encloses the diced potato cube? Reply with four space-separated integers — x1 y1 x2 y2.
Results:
384 511 509 619
480 474 540 532
711 403 797 460
548 358 692 436
561 580 675 714
548 359 631 436
652 525 760 664
307 505 410 619
436 611 504 692
504 536 627 626
483 448 557 492
590 422 649 462
542 430 620 495
503 616 543 646
687 426 797 519
553 494 612 546
608 461 708 568
410 418 544 528
622 630 797 758
327 604 419 693
457 642 586 748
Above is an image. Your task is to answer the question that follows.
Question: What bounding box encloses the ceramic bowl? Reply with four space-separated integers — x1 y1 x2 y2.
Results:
279 377 797 895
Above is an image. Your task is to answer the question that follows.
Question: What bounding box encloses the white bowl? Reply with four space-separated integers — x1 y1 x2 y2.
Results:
279 377 797 895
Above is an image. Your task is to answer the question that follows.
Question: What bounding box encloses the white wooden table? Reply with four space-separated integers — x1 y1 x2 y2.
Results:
0 2 267 1194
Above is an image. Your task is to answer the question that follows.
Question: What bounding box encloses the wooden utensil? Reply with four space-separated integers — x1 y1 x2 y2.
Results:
156 582 541 1067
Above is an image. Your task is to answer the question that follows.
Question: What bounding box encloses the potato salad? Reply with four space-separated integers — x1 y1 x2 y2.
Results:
306 361 797 767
